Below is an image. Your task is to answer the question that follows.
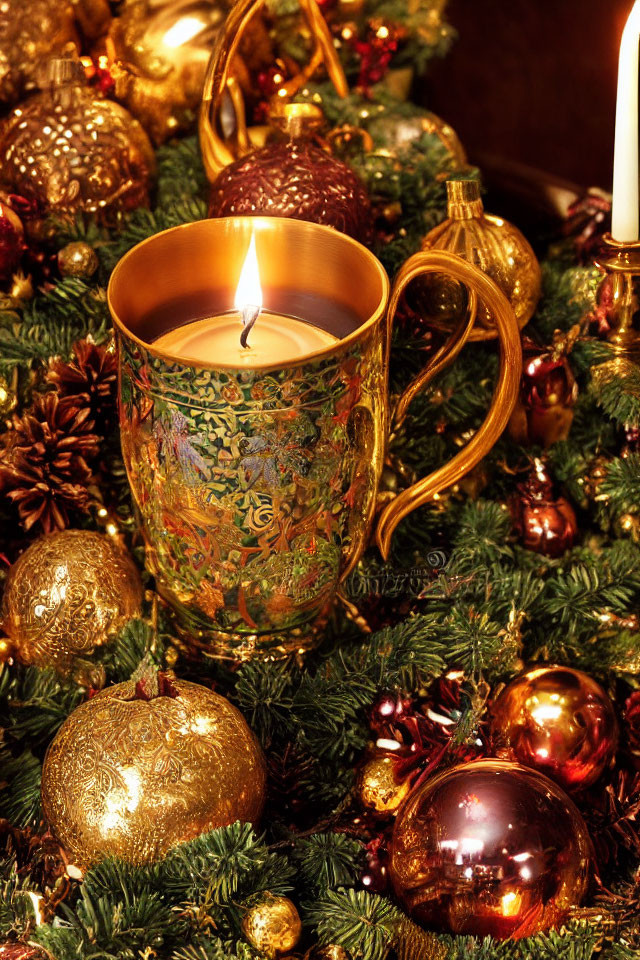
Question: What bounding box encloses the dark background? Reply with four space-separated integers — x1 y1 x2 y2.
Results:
420 0 632 192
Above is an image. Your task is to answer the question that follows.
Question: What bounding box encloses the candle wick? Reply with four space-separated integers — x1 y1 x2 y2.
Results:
240 304 261 348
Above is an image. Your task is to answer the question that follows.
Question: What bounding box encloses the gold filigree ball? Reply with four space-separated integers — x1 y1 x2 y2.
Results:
58 241 99 278
241 893 302 958
357 752 410 816
0 59 155 221
0 0 78 106
1 529 143 674
41 677 266 869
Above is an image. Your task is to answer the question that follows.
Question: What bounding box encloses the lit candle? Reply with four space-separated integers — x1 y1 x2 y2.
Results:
153 234 339 365
612 1 640 242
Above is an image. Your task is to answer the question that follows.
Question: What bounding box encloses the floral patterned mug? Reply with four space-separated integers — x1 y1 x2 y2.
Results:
109 216 521 659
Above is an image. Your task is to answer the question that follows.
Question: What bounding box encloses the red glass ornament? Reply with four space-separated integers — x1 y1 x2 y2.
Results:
490 666 618 792
209 141 371 242
509 339 578 448
0 202 24 282
509 462 577 557
389 759 592 940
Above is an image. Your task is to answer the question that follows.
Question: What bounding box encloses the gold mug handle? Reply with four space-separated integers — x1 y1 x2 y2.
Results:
199 0 348 181
375 250 523 559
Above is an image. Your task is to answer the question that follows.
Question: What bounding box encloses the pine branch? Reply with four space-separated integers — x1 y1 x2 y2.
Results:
303 888 402 960
0 750 42 828
292 833 364 893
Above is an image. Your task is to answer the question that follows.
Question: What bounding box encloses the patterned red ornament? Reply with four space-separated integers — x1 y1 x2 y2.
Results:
209 141 371 242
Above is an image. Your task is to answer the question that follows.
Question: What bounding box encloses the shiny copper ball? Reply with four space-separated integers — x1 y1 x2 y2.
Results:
241 893 302 958
209 142 371 242
389 759 592 940
490 666 618 792
41 678 266 869
1 530 143 675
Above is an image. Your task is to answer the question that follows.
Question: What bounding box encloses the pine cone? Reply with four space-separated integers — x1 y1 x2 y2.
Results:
47 338 117 433
0 392 99 533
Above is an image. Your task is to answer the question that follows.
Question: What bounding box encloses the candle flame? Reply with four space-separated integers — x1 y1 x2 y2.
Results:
162 15 207 48
234 234 263 311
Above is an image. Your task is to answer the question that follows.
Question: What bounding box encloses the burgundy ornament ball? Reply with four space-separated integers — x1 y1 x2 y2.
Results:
389 759 592 940
208 141 371 242
490 666 618 792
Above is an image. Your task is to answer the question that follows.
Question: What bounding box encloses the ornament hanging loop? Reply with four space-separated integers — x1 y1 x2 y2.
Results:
199 0 348 181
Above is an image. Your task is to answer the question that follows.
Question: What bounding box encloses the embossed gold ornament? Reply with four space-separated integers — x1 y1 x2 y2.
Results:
0 58 155 221
41 676 266 868
107 0 228 144
0 0 78 106
241 893 302 958
1 529 143 674
420 179 541 340
357 752 410 816
57 241 99 278
491 666 618 792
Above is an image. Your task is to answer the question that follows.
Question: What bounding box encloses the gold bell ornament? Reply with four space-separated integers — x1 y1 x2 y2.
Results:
0 58 155 223
201 0 371 241
107 0 229 144
419 179 541 340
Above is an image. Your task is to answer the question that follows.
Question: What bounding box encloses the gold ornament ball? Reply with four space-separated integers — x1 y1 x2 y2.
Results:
305 947 352 960
367 110 466 169
108 0 228 144
241 893 302 958
1 529 143 674
357 752 410 816
58 241 100 279
0 374 17 417
420 179 541 340
0 58 155 222
41 677 266 869
0 0 78 106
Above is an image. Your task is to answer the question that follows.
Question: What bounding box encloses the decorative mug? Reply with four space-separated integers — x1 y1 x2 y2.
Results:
109 216 522 659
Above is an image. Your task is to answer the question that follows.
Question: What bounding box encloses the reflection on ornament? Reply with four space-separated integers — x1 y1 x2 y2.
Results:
420 179 541 340
0 0 78 106
1 529 143 674
41 676 266 868
108 0 228 143
241 893 302 958
490 665 618 792
390 759 592 939
0 58 155 221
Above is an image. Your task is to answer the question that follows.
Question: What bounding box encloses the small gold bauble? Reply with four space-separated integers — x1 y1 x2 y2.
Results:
0 0 78 106
357 752 410 816
0 58 155 221
241 893 302 959
41 676 266 869
108 0 228 144
304 946 352 960
367 110 466 169
1 530 143 674
57 241 99 278
0 373 17 417
420 179 541 340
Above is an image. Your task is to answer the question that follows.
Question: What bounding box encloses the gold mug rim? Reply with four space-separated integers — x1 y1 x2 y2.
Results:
107 216 391 373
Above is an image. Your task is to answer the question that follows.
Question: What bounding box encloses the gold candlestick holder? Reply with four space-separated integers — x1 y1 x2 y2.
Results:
593 234 640 362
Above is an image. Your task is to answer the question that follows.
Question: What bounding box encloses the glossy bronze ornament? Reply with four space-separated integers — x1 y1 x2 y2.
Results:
1 530 143 675
201 0 371 241
366 108 466 169
420 179 541 340
389 759 592 940
57 241 99 278
0 58 155 222
41 676 266 869
508 334 579 448
0 0 78 106
357 751 410 816
241 893 302 958
509 460 577 558
490 666 618 792
108 0 228 144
